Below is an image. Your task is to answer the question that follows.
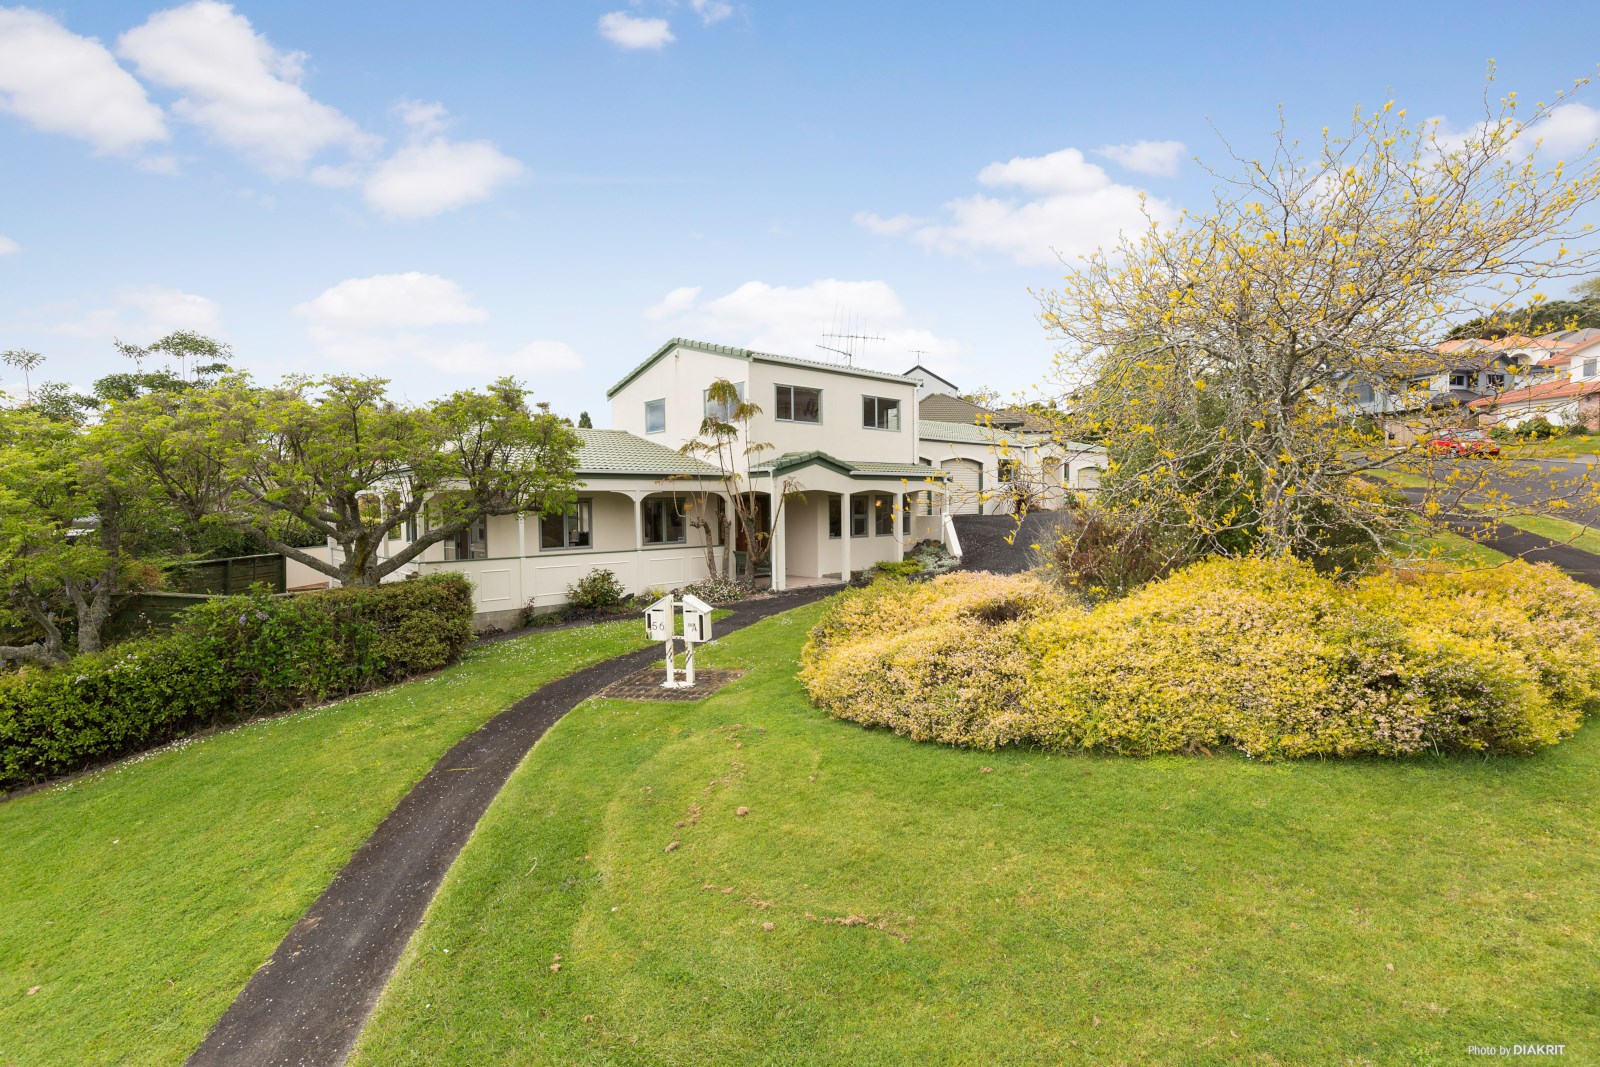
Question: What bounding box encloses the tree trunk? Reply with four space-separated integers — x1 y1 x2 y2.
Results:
2 598 69 665
75 575 116 655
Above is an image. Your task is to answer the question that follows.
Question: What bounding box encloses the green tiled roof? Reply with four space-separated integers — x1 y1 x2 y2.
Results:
572 428 721 475
755 450 947 480
606 338 922 398
917 419 1105 456
917 418 1021 444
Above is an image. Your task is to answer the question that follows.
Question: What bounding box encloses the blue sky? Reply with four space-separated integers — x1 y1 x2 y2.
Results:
2 1 1598 418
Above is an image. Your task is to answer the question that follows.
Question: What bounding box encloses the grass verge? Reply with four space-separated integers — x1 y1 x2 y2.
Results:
0 620 651 1067
350 601 1600 1066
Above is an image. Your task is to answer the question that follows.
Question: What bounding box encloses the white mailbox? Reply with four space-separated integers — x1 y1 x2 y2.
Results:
645 594 674 642
680 593 712 644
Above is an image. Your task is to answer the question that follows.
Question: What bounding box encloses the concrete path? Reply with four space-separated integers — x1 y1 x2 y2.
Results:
185 587 834 1067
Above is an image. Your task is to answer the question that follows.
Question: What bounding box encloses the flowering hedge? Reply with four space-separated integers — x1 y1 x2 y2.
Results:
0 573 474 790
800 572 1073 748
801 560 1600 758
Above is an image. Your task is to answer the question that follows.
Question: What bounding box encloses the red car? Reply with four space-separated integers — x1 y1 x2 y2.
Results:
1424 429 1501 457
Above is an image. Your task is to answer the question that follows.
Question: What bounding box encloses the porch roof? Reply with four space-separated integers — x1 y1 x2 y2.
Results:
572 428 721 475
754 450 947 480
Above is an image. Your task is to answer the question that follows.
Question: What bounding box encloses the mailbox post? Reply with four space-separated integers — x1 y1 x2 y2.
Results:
645 594 681 687
645 592 714 689
679 594 712 686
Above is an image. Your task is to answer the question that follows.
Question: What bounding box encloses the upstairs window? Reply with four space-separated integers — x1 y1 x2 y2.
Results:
775 384 822 423
1355 383 1375 404
1585 358 1598 379
862 395 901 431
540 500 592 550
1487 372 1506 390
704 382 746 422
644 399 665 434
1449 372 1473 389
642 498 686 545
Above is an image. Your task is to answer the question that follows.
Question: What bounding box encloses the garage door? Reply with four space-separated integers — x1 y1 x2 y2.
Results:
942 458 984 514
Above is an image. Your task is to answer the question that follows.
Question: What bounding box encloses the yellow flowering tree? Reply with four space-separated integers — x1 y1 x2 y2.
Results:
1041 78 1600 561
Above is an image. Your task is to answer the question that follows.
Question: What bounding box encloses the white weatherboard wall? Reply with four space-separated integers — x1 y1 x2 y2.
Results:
746 360 919 464
611 344 747 447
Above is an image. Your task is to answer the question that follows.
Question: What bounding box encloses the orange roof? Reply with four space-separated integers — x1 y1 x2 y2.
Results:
1470 378 1600 409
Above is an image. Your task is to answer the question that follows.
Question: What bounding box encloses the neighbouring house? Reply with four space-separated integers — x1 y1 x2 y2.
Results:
1348 334 1597 444
1471 333 1600 431
374 338 1107 626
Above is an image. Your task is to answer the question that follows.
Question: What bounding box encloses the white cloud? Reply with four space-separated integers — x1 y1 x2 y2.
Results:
1428 103 1600 161
1527 103 1600 157
296 273 580 376
977 148 1111 195
642 278 961 374
857 146 1175 266
395 99 449 136
55 285 221 340
135 153 183 175
1094 139 1185 178
118 1 374 177
362 135 524 219
691 0 734 24
296 272 487 332
645 286 702 320
0 236 19 256
598 12 675 50
852 211 924 237
0 8 167 155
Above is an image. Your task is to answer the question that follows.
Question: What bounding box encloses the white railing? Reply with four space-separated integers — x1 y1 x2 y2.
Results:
942 513 963 558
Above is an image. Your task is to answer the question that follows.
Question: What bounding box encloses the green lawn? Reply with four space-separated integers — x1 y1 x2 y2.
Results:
0 620 652 1067
1500 438 1600 460
351 601 1600 1067
1388 526 1511 566
1500 513 1600 556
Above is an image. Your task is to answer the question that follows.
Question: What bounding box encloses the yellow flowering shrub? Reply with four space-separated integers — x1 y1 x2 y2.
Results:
1024 557 1377 757
799 573 1074 748
802 558 1599 759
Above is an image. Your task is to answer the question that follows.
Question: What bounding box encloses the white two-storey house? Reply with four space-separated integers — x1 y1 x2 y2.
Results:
383 337 1104 626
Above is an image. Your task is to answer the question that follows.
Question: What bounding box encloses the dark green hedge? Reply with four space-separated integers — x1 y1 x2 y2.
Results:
0 573 475 791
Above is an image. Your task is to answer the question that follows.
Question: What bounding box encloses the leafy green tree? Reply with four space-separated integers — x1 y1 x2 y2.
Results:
577 411 593 428
2 349 45 403
0 408 167 663
108 374 583 587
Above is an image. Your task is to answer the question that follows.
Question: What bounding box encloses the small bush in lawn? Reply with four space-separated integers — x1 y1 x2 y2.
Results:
1517 416 1561 440
872 560 923 579
800 572 1072 748
907 539 958 575
565 568 628 611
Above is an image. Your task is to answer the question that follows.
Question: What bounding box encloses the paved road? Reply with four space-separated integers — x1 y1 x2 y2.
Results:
185 587 836 1067
1483 456 1600 525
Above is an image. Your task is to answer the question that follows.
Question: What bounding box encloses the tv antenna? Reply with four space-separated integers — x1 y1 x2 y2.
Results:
815 307 883 366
